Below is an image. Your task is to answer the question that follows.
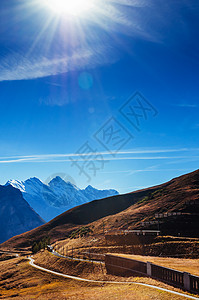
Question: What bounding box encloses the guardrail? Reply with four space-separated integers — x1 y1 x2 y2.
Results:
105 254 199 294
105 254 147 276
190 274 199 294
151 263 183 289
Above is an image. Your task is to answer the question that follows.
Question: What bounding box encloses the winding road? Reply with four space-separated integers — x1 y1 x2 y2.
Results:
1 249 198 299
28 256 199 300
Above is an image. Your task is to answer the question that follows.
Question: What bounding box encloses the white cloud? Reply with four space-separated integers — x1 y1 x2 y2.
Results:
173 103 198 108
0 0 157 82
0 46 116 82
0 147 198 164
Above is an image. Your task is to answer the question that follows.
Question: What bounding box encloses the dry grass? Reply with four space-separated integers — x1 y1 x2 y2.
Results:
53 234 199 263
0 253 16 261
2 170 199 253
112 254 199 276
33 251 199 298
53 235 105 251
0 251 197 299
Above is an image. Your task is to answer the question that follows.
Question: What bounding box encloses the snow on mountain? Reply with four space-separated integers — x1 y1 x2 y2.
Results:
5 177 119 222
82 185 119 201
6 180 26 193
47 177 88 207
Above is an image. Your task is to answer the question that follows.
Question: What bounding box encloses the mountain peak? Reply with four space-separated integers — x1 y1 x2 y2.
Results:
49 176 64 184
4 176 119 222
85 185 95 190
48 176 80 190
27 177 43 184
5 179 25 193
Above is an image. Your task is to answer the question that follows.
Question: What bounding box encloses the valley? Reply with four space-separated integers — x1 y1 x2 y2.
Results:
0 170 199 299
0 249 197 300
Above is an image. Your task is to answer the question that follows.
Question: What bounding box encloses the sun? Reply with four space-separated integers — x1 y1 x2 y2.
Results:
44 0 95 16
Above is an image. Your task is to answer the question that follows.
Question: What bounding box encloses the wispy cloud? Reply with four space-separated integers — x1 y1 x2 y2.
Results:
172 103 198 108
0 148 198 164
94 0 156 41
108 0 149 8
0 46 116 82
0 0 157 82
99 167 191 175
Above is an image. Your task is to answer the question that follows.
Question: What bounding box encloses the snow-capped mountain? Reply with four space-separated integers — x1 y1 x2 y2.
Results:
82 185 119 202
6 177 119 222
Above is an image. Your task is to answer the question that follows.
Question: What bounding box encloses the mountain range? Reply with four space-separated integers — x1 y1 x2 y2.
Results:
6 176 119 221
0 185 44 243
1 169 198 250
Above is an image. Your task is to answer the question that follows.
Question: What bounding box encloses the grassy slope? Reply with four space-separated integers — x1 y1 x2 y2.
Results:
1 169 199 250
0 252 193 299
52 234 199 259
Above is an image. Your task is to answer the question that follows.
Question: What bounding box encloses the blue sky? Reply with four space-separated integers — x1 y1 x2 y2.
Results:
0 0 198 193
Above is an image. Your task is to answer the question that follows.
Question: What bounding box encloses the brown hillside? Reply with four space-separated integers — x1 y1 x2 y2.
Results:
1 169 199 250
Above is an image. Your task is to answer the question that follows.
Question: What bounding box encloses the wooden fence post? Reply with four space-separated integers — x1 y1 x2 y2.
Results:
183 272 191 291
147 261 152 276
